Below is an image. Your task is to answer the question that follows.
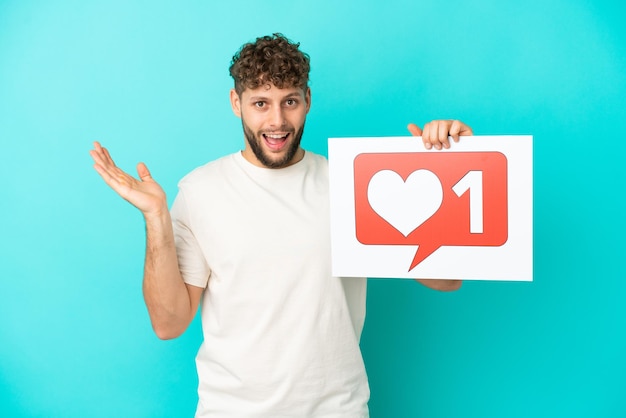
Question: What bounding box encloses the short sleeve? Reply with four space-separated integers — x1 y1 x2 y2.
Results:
170 189 210 288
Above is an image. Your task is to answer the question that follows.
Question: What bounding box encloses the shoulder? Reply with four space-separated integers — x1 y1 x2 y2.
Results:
299 151 330 192
302 150 328 173
177 153 238 189
304 150 328 165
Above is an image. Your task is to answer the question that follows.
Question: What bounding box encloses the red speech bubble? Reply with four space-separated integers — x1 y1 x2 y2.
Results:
354 152 508 271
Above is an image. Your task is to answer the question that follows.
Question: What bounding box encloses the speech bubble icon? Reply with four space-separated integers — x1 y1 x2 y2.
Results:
354 152 508 272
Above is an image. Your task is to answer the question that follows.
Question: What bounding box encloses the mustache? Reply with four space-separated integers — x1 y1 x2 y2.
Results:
259 127 295 134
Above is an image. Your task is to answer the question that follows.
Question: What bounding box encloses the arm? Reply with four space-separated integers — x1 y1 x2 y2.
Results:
90 142 202 339
141 209 204 339
406 120 473 292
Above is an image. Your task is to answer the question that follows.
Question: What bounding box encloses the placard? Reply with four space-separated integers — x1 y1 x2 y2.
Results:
328 136 533 281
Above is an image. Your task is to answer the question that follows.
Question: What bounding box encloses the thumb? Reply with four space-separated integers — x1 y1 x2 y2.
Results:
136 162 152 181
407 123 422 136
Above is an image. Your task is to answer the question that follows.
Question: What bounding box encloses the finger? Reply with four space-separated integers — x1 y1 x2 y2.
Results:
421 122 434 150
89 147 102 163
459 121 473 136
407 123 422 137
136 162 152 181
91 148 133 187
425 121 444 150
90 142 115 169
92 141 111 163
449 120 461 143
91 149 121 179
438 121 451 149
89 149 110 171
93 160 122 189
101 146 116 167
90 142 105 161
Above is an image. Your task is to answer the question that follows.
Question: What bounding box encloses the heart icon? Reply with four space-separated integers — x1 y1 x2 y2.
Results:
367 169 443 237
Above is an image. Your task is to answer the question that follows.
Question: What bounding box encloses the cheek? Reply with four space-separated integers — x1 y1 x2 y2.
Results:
242 113 263 131
290 111 307 127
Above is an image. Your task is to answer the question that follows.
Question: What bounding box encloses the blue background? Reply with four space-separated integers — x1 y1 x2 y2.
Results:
1 0 625 417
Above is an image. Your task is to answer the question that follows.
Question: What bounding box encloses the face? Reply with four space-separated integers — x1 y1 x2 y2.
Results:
231 84 311 169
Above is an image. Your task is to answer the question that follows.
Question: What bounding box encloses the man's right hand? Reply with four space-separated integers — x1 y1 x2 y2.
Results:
89 141 167 217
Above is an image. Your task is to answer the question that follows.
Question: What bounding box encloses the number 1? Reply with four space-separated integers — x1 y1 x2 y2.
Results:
452 171 483 234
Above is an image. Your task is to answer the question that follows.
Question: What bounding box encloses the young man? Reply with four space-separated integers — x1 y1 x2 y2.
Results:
90 33 471 417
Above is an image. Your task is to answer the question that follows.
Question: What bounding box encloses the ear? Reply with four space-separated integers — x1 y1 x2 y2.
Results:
305 87 311 114
230 89 242 118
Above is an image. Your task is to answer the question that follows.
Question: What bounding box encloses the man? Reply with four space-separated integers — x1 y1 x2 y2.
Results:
90 33 471 417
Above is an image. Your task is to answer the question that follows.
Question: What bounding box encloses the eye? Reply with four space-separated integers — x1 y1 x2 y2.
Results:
285 99 297 106
254 101 266 108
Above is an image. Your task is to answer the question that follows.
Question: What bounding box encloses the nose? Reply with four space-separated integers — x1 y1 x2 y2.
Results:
268 106 286 129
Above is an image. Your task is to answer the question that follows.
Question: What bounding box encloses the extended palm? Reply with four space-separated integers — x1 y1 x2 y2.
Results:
90 142 167 216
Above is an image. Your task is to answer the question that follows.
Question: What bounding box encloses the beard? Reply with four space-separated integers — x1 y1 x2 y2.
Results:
242 118 305 169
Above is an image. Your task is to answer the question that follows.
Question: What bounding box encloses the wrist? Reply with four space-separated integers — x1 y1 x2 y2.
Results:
143 205 171 226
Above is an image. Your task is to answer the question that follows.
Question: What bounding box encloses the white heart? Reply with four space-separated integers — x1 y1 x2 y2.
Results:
367 169 443 237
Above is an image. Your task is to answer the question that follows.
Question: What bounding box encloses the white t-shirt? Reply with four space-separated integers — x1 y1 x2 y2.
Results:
170 151 370 417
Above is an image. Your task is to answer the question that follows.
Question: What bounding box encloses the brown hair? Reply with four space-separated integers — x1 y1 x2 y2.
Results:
229 33 310 95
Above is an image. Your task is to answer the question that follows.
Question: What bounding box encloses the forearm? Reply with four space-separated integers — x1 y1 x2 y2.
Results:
416 279 462 292
142 210 193 339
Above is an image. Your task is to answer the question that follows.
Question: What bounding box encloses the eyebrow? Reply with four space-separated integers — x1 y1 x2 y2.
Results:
248 92 302 102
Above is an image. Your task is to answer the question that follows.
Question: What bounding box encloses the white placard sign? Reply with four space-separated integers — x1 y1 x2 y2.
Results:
328 136 533 281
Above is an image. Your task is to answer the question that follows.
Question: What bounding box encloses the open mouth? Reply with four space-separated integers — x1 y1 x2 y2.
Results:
262 132 290 151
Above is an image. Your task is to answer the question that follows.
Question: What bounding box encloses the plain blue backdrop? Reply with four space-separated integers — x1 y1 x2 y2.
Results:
1 0 625 417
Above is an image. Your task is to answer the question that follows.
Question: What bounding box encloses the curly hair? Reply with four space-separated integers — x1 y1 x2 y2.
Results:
229 33 310 95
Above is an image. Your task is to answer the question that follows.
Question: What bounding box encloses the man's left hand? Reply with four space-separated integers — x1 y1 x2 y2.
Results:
407 120 473 150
